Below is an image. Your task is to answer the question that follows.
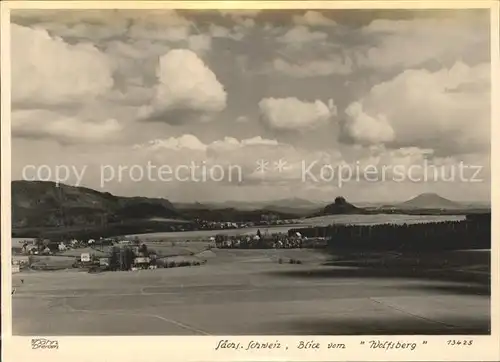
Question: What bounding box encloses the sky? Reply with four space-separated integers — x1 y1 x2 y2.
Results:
10 8 492 203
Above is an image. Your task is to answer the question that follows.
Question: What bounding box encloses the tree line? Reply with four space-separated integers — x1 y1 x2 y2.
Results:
288 218 490 251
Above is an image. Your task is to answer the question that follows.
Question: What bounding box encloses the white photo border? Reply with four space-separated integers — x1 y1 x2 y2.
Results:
1 1 499 361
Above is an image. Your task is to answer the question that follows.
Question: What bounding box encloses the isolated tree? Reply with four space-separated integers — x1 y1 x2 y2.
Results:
139 243 148 255
34 237 44 252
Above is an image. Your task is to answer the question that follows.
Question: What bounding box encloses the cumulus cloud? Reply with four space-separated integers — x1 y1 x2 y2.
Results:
138 49 227 123
342 62 490 154
208 24 245 41
12 24 114 108
127 10 193 41
259 97 336 131
356 14 489 70
292 11 337 26
343 102 395 145
12 110 122 144
209 136 280 152
136 135 280 153
132 135 292 184
277 26 328 44
273 57 352 77
134 134 338 188
135 134 208 152
218 10 260 29
187 34 212 53
11 10 130 41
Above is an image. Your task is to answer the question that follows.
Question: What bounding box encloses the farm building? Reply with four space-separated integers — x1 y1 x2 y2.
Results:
99 257 110 268
12 255 30 266
133 256 151 269
81 253 91 263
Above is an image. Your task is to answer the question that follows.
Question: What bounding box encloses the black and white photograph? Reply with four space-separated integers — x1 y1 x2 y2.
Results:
3 2 495 344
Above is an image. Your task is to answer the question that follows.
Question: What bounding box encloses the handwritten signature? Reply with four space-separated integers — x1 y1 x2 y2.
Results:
31 338 59 350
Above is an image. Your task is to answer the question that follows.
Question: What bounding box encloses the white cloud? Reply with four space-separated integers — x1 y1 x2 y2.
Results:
356 15 488 70
12 24 114 107
136 134 208 152
236 116 249 123
219 10 260 29
209 24 244 40
33 21 126 41
343 62 490 154
127 10 193 41
134 135 338 188
136 135 280 153
344 102 395 145
187 34 212 53
277 26 328 44
129 25 191 42
12 110 122 144
139 49 227 123
259 97 336 131
273 57 352 77
242 136 279 146
292 11 337 26
106 40 153 60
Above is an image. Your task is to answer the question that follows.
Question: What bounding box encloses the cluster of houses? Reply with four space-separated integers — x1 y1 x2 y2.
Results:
85 241 159 272
196 219 300 231
15 238 116 256
12 255 30 273
12 237 160 272
211 231 327 249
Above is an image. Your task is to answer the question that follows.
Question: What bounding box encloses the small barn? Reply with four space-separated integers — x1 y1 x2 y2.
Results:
133 256 151 269
12 255 30 266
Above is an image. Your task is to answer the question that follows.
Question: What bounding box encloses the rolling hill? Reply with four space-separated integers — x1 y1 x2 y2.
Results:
12 181 302 237
397 193 463 210
12 180 180 228
181 197 323 211
12 181 486 239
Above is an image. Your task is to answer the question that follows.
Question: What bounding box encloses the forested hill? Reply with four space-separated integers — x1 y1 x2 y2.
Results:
12 180 179 228
11 181 299 231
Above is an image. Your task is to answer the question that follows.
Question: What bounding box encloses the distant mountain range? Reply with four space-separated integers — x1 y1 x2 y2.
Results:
174 198 325 212
11 180 489 238
11 181 302 237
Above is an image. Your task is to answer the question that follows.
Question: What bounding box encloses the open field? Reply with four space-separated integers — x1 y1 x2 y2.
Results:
124 214 465 240
11 215 468 243
303 214 466 226
12 248 490 335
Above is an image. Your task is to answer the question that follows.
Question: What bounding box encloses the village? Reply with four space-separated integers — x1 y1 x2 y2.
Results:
11 229 328 274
